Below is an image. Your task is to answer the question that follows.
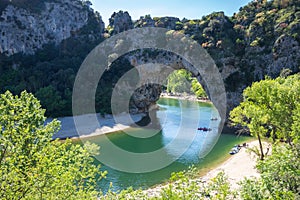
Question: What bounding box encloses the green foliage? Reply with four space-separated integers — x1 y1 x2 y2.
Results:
240 144 300 200
292 104 300 143
166 69 192 94
230 74 300 159
167 69 207 98
188 20 197 25
175 21 183 30
207 171 236 200
35 85 67 116
100 167 236 200
250 37 263 47
191 79 207 98
159 167 201 200
101 185 147 200
0 91 105 199
166 69 207 98
228 73 300 198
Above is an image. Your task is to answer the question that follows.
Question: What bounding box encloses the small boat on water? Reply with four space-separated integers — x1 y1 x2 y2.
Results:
210 117 218 121
197 127 212 131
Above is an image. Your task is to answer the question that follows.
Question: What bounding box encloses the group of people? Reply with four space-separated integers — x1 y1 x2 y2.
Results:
229 143 248 155
238 143 248 148
197 127 212 131
197 117 218 132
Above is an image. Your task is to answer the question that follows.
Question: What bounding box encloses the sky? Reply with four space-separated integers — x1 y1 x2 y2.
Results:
90 0 253 27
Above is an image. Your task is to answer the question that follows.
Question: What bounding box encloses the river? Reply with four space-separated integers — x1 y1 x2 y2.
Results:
77 98 250 193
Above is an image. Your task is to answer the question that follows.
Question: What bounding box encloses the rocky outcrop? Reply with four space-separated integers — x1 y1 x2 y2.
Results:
268 34 300 76
134 15 156 28
153 17 180 30
0 0 104 55
133 16 180 30
108 11 133 34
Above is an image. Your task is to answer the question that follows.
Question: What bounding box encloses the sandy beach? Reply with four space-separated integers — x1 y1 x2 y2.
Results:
50 112 146 140
144 140 264 197
160 92 211 103
201 140 262 189
51 93 209 140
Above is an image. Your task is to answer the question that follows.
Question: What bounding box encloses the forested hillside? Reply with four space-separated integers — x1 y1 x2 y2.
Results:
0 0 299 117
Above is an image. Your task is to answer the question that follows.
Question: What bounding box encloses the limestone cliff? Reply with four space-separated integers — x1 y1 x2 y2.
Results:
0 0 104 55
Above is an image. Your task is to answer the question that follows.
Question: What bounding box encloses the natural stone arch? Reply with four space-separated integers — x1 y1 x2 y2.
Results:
73 27 227 172
123 49 211 113
73 27 226 133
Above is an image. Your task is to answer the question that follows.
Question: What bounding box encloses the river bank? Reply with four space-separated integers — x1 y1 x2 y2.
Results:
143 140 264 197
51 112 146 140
160 92 211 103
52 93 210 140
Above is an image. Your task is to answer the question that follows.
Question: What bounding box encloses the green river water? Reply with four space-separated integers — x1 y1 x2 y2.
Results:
77 98 251 193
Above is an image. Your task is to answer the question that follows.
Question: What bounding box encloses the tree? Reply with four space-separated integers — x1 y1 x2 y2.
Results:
0 91 105 199
35 85 67 117
291 104 300 143
166 69 207 98
230 74 300 160
166 69 192 94
191 79 207 98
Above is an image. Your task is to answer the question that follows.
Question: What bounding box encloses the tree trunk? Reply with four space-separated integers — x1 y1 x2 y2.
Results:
257 133 264 160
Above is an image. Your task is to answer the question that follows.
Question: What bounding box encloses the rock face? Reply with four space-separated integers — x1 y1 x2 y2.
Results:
153 17 180 30
108 11 133 34
134 15 180 29
129 63 173 113
134 15 156 28
269 34 300 76
0 0 104 55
